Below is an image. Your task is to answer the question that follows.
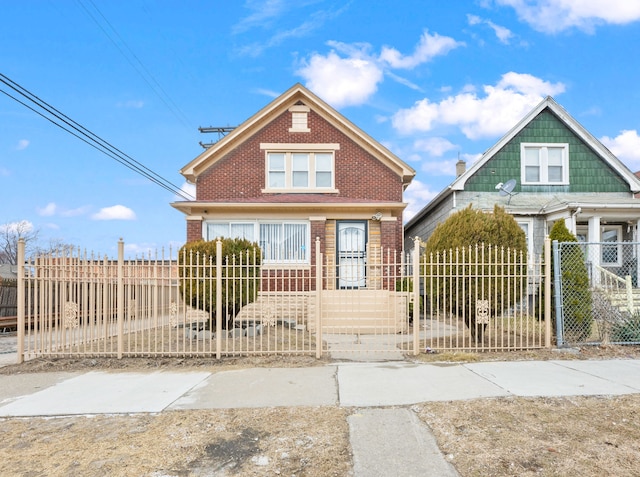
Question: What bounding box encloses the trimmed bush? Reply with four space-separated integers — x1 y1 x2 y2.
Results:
423 205 527 341
178 238 261 329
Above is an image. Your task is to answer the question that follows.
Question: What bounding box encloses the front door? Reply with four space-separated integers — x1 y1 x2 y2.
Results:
337 221 367 288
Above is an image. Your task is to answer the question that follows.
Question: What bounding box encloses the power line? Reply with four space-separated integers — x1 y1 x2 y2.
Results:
75 0 193 130
0 73 194 200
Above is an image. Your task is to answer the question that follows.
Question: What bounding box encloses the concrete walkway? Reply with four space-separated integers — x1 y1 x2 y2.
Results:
2 356 640 476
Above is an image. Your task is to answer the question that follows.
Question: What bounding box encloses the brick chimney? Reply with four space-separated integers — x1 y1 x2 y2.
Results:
456 159 466 177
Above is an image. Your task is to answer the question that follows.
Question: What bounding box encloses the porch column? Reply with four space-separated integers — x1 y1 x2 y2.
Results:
588 216 601 285
309 216 326 266
186 216 203 242
380 217 400 258
588 216 601 243
563 214 575 235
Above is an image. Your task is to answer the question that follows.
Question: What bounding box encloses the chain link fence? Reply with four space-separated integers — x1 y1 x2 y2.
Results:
554 241 640 346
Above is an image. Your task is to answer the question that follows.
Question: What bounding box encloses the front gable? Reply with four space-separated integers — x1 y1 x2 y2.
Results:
451 97 640 195
465 109 631 194
180 84 414 199
194 105 405 203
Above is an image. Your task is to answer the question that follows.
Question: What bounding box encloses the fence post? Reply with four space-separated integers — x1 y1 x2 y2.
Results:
216 240 222 360
117 239 124 359
544 237 551 348
315 237 322 359
16 239 25 364
552 240 564 347
412 237 420 355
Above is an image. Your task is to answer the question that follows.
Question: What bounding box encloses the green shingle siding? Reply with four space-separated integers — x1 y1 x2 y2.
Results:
465 110 629 193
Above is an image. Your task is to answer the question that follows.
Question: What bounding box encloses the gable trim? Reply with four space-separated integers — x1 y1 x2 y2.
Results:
451 96 640 193
180 83 415 187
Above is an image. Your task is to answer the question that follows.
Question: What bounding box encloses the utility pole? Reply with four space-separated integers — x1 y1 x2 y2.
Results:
198 126 236 148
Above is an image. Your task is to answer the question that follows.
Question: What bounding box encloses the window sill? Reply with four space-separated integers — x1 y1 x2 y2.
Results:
261 188 339 194
521 182 569 186
262 263 311 271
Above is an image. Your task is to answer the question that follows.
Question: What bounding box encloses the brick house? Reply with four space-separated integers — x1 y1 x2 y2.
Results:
172 83 415 291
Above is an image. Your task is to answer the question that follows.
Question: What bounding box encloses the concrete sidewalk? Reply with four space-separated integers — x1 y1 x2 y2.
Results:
2 359 640 477
3 360 640 416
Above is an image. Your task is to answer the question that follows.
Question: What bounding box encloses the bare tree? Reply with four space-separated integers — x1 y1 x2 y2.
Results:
0 221 40 265
36 238 77 257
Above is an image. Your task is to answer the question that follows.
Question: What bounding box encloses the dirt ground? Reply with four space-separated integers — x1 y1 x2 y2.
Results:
1 345 640 476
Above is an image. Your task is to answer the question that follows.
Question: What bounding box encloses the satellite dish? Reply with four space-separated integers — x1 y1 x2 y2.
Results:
498 179 517 196
495 179 517 204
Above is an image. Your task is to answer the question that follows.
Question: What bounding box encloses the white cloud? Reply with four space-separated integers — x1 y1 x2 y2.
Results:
91 205 136 221
413 137 457 157
601 130 640 169
467 14 515 44
124 242 156 257
379 30 464 69
0 167 10 177
297 50 383 108
36 203 90 218
232 0 288 34
403 179 438 223
254 88 281 98
297 30 462 108
392 72 566 139
421 159 459 176
16 139 29 150
37 202 57 217
175 182 196 201
497 0 640 33
61 206 91 217
0 220 34 234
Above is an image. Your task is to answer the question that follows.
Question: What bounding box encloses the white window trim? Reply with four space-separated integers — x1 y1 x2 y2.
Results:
517 219 534 258
260 144 339 193
202 220 311 265
520 143 569 185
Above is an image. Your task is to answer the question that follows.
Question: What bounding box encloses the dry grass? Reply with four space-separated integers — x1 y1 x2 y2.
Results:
0 408 351 477
416 395 640 477
3 341 640 476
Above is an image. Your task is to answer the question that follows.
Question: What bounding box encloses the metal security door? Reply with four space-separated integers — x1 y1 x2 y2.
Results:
337 221 366 288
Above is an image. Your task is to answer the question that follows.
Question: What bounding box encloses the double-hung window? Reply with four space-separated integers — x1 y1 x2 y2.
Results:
262 143 338 192
521 143 569 185
204 220 310 264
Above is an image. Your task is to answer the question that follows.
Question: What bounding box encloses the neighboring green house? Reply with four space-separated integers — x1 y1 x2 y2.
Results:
405 96 640 278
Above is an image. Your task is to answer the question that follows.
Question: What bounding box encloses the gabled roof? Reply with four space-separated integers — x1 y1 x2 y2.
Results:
405 96 640 229
180 83 415 187
452 96 640 192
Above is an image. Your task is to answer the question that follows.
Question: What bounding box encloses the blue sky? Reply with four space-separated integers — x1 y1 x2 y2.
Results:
3 0 640 258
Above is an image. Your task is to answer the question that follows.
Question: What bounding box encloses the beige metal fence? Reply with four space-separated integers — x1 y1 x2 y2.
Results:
418 239 551 352
16 237 550 362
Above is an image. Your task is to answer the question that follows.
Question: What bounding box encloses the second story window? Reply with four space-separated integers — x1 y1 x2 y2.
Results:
262 144 338 192
521 143 569 185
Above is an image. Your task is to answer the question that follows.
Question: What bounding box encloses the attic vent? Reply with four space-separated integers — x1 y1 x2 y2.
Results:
289 104 310 132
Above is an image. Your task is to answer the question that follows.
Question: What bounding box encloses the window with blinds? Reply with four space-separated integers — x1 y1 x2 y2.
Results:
204 221 309 264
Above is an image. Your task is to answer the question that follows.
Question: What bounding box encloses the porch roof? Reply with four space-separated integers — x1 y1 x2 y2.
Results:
463 192 640 222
